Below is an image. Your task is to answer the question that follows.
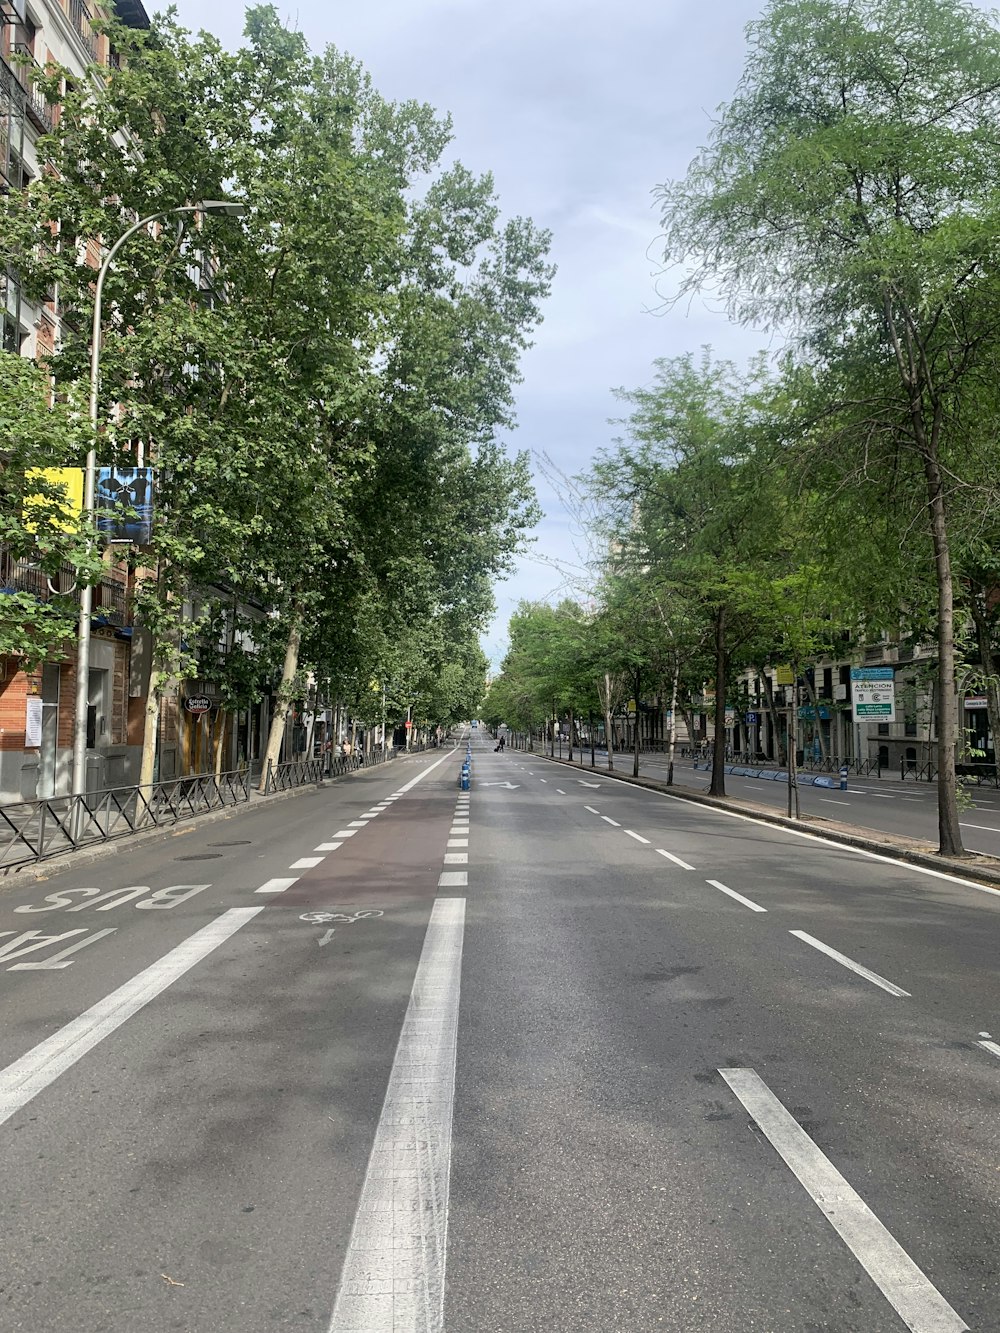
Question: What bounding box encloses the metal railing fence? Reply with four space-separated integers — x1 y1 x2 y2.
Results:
0 768 251 871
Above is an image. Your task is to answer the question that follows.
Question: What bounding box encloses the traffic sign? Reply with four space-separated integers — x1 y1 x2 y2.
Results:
745 711 759 725
850 667 895 720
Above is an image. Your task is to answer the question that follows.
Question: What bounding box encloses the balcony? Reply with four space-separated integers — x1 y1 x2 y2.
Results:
0 551 131 626
67 0 98 61
9 43 55 133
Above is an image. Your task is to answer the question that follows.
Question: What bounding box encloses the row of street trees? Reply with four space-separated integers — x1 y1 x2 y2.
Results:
0 4 552 779
485 0 1000 858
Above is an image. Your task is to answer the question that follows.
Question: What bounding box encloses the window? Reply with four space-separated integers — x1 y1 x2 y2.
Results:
904 717 917 737
877 722 890 736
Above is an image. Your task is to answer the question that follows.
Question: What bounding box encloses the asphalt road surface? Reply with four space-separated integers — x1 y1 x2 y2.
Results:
1 731 998 1331
549 745 1000 855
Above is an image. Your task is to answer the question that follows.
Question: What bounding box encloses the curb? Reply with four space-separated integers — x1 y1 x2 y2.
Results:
528 753 1000 891
0 766 375 887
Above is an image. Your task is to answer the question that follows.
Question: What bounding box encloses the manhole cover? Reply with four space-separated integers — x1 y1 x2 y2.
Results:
208 841 252 847
175 853 223 861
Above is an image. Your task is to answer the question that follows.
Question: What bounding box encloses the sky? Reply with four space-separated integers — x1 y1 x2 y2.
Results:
169 0 776 665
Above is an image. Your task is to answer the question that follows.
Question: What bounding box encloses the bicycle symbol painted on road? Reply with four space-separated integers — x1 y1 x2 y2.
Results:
299 909 384 925
299 908 384 945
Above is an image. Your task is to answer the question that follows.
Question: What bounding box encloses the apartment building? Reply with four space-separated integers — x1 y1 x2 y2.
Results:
0 0 150 803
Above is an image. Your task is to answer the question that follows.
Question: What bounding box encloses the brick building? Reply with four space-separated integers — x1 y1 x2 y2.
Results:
0 0 150 803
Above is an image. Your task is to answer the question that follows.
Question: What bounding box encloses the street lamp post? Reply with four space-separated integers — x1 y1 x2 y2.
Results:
71 201 246 799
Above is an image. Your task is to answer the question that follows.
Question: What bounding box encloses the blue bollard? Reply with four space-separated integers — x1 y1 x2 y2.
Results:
461 769 470 790
839 764 849 792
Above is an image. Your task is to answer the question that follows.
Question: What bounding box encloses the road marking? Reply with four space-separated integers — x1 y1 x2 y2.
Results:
556 788 566 794
584 805 600 815
958 822 1000 833
706 879 767 912
394 747 459 794
744 784 767 790
348 820 371 828
256 877 298 895
624 830 650 844
447 839 468 848
314 842 344 852
637 786 1000 900
539 778 548 783
0 907 263 1128
438 870 468 888
290 856 324 870
976 1038 1000 1059
656 849 695 870
601 816 621 827
328 898 464 1332
443 853 468 864
790 930 910 996
8 928 117 971
720 1068 967 1333
332 829 358 838
820 798 851 806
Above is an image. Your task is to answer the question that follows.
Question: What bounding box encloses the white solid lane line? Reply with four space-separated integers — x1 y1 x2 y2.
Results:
656 849 695 871
290 856 324 870
958 822 1000 833
328 898 465 1333
790 930 910 997
706 879 767 912
720 1069 968 1333
394 747 460 795
0 908 264 1128
625 830 650 844
255 877 299 895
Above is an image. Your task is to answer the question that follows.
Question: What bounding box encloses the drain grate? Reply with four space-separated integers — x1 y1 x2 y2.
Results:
175 853 223 861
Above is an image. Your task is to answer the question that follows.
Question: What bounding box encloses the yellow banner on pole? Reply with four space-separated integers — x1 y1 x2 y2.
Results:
24 467 84 534
775 665 794 686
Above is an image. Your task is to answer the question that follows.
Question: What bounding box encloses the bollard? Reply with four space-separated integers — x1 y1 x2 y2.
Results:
839 764 849 792
461 768 471 791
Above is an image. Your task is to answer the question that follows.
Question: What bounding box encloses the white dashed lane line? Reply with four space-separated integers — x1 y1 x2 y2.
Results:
789 930 910 997
657 850 695 870
624 830 650 845
584 806 600 815
255 877 299 895
314 842 344 852
601 816 620 827
706 879 766 913
290 856 324 870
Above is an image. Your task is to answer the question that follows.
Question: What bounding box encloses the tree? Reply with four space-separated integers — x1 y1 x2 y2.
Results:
659 0 1000 855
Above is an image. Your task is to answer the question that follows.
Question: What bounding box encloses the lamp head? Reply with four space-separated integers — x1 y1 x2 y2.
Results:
196 200 247 218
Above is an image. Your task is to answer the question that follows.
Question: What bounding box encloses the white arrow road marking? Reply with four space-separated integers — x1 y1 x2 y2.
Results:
578 780 601 788
318 928 336 947
481 781 520 789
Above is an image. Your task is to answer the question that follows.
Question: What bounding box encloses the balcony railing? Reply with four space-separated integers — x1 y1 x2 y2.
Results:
67 0 98 60
9 43 55 133
0 551 131 625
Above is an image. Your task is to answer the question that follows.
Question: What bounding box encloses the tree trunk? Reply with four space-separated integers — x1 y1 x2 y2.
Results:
589 710 596 768
802 671 828 763
667 664 679 785
632 668 641 777
259 613 302 793
969 586 1000 780
923 452 965 856
138 676 162 794
213 707 227 780
603 673 615 771
762 674 785 765
568 706 574 763
709 606 728 798
787 694 800 819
